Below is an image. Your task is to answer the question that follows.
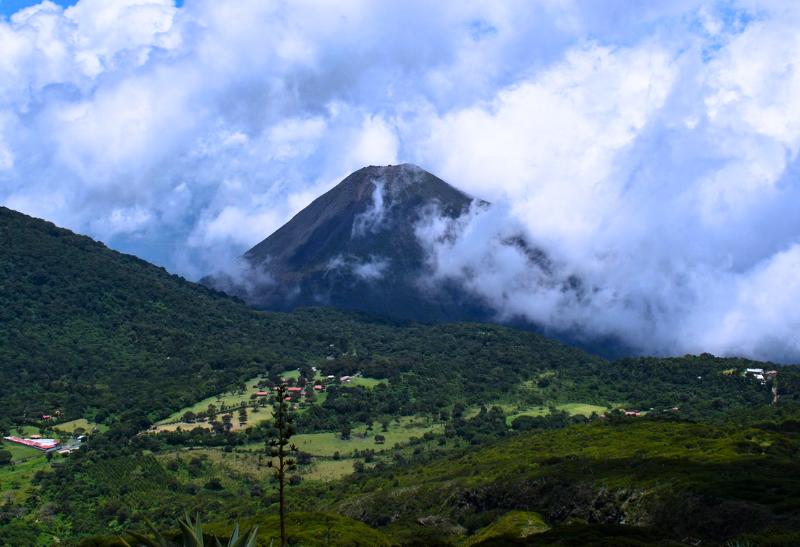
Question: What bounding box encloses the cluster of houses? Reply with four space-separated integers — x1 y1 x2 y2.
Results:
254 384 324 401
253 369 361 402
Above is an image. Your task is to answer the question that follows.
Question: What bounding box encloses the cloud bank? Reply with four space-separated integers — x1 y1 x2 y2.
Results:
2 0 800 361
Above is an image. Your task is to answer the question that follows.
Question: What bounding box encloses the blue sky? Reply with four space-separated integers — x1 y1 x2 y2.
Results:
0 0 183 16
0 0 75 16
1 0 800 362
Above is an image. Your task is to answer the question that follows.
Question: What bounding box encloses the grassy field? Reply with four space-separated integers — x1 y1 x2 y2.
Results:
303 458 358 481
4 442 42 461
501 403 611 425
157 371 307 427
157 446 358 483
556 403 610 416
281 370 301 381
152 372 383 435
151 405 273 433
346 377 387 388
158 376 265 424
54 418 108 434
9 425 43 437
0 441 49 504
290 416 442 457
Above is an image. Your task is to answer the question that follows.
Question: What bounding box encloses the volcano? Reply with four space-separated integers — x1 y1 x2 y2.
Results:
204 164 495 321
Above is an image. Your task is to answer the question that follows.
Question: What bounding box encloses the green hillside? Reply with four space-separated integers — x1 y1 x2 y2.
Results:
322 406 800 544
0 206 323 427
2 206 800 545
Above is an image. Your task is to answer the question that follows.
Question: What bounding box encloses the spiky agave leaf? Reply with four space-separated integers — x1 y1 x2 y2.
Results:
119 519 174 547
215 524 259 547
178 513 206 546
119 515 257 547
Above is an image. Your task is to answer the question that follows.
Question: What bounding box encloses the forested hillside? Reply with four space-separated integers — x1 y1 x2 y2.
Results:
320 404 800 545
2 206 799 545
0 206 328 426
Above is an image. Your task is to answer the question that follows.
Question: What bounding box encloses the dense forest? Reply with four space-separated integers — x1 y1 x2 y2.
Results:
2 206 800 545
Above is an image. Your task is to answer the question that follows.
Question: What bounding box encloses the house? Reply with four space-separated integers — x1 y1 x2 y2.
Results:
3 436 60 451
313 385 324 391
287 387 303 393
624 410 642 417
42 415 51 420
255 390 269 396
745 368 769 383
340 375 353 383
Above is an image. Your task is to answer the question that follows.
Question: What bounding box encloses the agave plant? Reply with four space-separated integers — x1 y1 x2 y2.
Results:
120 513 262 547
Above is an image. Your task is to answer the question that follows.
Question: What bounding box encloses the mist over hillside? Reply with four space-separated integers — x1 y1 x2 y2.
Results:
1 1 800 362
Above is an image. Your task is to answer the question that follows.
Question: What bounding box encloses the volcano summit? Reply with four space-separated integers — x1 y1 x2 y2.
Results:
203 164 500 321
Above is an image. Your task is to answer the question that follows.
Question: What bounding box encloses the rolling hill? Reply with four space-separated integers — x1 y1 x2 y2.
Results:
2 204 799 545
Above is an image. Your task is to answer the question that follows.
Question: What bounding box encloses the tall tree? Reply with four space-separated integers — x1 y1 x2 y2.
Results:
267 384 297 547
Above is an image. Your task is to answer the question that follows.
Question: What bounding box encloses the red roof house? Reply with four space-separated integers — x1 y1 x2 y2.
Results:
4 436 60 451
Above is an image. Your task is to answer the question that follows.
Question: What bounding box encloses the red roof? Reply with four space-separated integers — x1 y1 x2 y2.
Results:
255 391 269 396
287 387 302 392
283 396 292 401
4 436 59 450
313 385 323 390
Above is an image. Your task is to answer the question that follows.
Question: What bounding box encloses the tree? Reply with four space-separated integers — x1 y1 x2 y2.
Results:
0 449 12 466
374 434 386 445
266 384 297 547
340 425 351 440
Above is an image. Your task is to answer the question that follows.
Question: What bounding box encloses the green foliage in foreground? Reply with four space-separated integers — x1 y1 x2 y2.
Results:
204 512 392 546
79 513 391 547
120 514 258 547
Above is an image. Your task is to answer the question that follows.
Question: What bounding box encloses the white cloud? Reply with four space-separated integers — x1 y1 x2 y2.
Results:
2 0 800 361
189 205 283 249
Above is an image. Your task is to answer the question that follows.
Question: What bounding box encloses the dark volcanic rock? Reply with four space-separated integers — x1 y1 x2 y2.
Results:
205 163 495 321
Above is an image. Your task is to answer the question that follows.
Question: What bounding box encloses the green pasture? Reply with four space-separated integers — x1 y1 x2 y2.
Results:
0 442 49 504
290 416 442 457
346 377 387 388
54 418 108 434
158 376 264 424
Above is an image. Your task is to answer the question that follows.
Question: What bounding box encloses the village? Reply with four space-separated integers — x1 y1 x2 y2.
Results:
146 366 376 435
